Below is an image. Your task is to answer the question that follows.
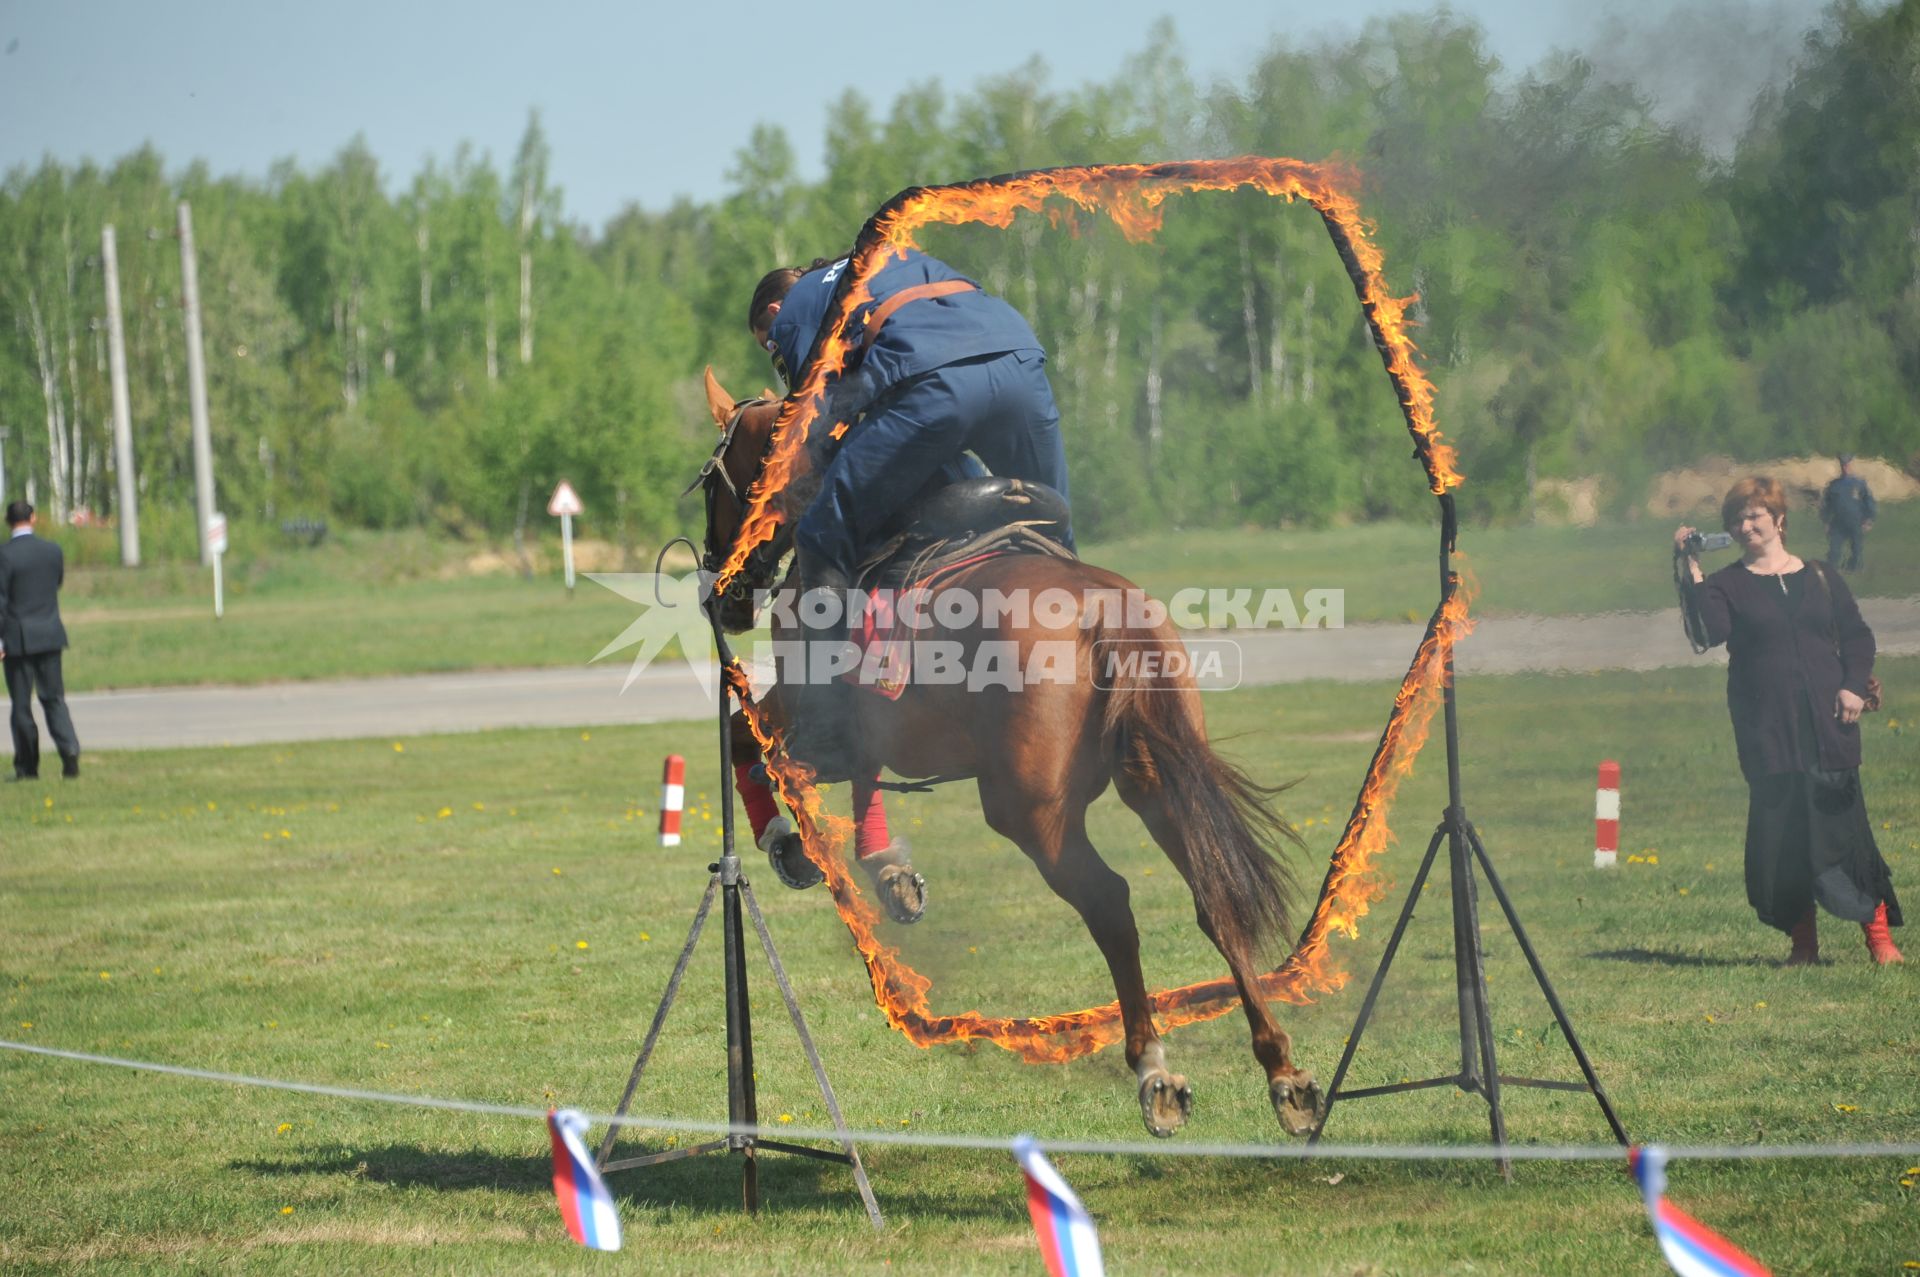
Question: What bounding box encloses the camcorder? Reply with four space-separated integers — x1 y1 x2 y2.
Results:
1679 530 1734 555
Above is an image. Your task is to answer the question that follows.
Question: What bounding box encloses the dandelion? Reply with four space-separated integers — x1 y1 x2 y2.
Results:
639 932 651 942
778 1113 793 1124
207 801 218 811
968 946 979 955
551 867 562 876
1647 854 1659 865
472 802 485 811
576 940 589 951
18 1021 31 1029
1833 1103 1858 1113
376 1041 391 1050
43 796 51 809
1704 862 1717 871
279 829 291 839
580 732 591 742
436 807 452 819
281 1206 295 1215
1677 888 1689 896
392 743 405 753
1754 1001 1767 1010
98 971 110 981
276 1123 292 1134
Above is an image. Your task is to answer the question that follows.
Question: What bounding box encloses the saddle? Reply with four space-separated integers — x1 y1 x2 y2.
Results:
845 477 1077 700
854 476 1076 596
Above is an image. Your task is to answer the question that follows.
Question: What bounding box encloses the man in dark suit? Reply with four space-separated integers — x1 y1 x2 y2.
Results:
1 500 81 779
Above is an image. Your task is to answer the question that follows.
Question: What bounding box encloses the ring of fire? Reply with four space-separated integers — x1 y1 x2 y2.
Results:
719 158 1472 1064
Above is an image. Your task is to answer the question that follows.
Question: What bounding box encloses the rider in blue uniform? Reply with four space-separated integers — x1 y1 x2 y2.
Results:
748 248 1072 779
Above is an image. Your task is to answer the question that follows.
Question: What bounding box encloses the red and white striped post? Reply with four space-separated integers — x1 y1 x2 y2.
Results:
1594 760 1620 868
658 755 686 847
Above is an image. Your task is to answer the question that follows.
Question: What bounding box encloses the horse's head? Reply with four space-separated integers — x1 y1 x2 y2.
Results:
692 366 788 633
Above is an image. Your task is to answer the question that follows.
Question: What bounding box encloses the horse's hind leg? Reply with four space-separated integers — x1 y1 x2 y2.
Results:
979 779 1190 1137
1117 778 1322 1136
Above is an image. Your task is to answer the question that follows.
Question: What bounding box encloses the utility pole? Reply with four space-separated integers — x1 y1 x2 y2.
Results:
101 225 141 566
177 201 217 566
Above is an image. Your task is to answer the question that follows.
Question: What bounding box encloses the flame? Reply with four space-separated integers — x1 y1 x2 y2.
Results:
711 157 1476 1063
724 572 1476 1064
715 157 1463 597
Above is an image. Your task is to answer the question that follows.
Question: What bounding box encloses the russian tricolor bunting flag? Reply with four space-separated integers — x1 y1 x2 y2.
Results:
548 1108 622 1251
1013 1135 1104 1277
1630 1145 1769 1276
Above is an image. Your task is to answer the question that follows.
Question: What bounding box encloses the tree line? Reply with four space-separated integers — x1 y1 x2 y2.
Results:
2 3 1915 562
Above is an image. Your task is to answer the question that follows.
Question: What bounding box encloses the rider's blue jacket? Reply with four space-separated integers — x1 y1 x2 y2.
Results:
765 249 1042 428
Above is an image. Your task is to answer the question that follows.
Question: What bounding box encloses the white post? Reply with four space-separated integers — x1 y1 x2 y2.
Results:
561 511 575 592
178 202 217 567
207 512 227 619
0 426 9 504
102 226 141 567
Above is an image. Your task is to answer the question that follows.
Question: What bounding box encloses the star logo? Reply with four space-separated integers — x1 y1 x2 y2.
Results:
586 571 719 700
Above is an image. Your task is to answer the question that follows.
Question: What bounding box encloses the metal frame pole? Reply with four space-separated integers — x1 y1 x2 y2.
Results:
592 597 883 1230
1310 496 1623 1168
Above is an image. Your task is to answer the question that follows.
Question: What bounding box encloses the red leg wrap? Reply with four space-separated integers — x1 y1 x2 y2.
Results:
735 763 779 841
852 773 892 860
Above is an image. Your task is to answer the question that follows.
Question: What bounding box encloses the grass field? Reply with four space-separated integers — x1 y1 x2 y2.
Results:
3 659 1916 1273
47 501 1920 693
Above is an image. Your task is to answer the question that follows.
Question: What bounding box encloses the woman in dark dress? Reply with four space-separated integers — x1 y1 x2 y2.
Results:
1676 477 1902 965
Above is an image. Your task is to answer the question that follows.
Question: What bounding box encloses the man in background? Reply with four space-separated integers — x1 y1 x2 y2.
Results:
1820 453 1877 572
0 500 81 780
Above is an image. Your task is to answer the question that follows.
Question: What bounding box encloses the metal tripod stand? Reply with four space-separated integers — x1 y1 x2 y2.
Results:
594 605 884 1230
1308 497 1629 1175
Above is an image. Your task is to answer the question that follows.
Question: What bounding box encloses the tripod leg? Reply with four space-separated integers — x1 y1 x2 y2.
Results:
742 878 887 1231
596 873 720 1169
1465 821 1629 1145
1450 819 1509 1176
1309 820 1450 1143
721 868 759 1214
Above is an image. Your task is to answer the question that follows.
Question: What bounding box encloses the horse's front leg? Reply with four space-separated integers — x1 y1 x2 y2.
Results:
850 773 925 923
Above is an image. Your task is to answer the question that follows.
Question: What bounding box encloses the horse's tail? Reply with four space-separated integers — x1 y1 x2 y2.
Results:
1097 627 1302 968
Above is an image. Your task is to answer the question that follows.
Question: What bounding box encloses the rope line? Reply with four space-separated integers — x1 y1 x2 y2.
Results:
7 1039 1916 1164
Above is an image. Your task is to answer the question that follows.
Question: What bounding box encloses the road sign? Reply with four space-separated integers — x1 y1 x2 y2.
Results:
547 481 583 517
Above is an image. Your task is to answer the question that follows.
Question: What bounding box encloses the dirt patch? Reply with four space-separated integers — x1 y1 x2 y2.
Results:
1645 454 1917 521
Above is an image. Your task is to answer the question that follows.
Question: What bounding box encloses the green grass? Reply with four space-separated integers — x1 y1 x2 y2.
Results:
47 504 1920 692
3 660 1916 1273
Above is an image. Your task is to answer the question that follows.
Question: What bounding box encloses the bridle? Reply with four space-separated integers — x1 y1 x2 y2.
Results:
687 396 787 616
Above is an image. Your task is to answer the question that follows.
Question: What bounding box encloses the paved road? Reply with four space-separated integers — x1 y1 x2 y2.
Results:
66 600 1920 750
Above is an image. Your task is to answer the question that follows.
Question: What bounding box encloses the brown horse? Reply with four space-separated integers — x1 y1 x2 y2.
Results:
698 368 1322 1137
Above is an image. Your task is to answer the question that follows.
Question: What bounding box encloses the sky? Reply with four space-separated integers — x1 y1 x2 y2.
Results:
0 0 1832 232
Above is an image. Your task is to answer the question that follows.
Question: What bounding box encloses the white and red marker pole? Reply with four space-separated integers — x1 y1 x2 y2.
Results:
1594 760 1620 868
658 754 686 847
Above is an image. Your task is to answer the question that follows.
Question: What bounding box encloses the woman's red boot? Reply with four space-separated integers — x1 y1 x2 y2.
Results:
1863 902 1903 965
1787 908 1819 966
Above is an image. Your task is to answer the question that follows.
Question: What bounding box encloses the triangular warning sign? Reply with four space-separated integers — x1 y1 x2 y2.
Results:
547 481 583 517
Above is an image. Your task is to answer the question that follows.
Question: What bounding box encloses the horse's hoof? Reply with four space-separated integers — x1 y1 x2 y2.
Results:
1138 1071 1193 1138
875 864 927 924
860 842 926 924
1270 1076 1324 1138
759 817 822 890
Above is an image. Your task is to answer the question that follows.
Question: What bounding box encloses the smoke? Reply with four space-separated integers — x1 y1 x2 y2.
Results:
1569 0 1832 156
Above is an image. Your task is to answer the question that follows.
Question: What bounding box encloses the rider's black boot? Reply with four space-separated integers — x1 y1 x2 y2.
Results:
780 554 859 784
